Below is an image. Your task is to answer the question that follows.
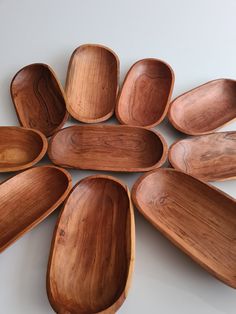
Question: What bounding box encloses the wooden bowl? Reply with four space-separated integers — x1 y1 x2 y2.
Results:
47 175 135 314
168 79 236 135
132 168 236 288
116 58 174 128
169 131 236 182
0 126 47 172
11 63 68 137
48 125 167 172
0 165 72 252
65 44 119 123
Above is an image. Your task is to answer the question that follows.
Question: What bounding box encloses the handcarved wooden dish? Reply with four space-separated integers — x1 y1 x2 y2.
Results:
132 168 236 288
116 58 174 128
48 125 167 172
169 131 236 182
65 44 119 123
0 166 72 253
10 63 68 137
47 175 134 314
168 79 236 135
0 127 47 172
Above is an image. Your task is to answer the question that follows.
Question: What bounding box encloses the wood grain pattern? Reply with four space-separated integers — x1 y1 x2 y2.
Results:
168 79 236 135
11 63 68 137
65 44 119 123
132 168 236 288
116 58 174 128
0 165 72 253
48 125 167 172
169 131 236 182
47 175 135 314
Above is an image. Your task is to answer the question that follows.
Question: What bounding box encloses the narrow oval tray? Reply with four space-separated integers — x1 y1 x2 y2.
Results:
47 175 134 314
48 125 167 172
0 126 47 172
65 44 119 123
0 166 72 252
11 63 68 137
169 131 236 181
168 79 236 135
116 58 174 128
132 168 236 288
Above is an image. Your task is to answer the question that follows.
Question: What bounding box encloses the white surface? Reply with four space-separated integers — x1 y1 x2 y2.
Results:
0 0 236 313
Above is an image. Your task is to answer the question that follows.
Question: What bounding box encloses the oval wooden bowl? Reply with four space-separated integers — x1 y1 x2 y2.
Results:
65 44 119 123
132 168 236 288
116 58 174 128
11 63 68 137
169 131 236 182
0 166 72 253
0 126 47 172
168 79 236 135
48 125 167 172
47 175 135 314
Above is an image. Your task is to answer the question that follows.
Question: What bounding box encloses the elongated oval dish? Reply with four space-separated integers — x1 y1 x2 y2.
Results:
116 58 174 128
168 79 236 135
47 175 135 314
65 44 119 123
0 126 47 172
169 131 236 181
132 168 236 288
11 63 68 137
48 125 167 172
0 166 72 253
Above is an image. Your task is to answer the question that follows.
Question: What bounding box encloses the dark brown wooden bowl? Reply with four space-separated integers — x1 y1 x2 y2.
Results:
116 58 174 128
47 175 134 314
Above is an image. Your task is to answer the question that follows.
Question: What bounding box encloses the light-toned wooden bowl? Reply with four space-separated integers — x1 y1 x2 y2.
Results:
116 58 174 128
168 79 236 135
48 125 167 172
0 126 47 172
11 63 68 137
0 165 72 253
169 131 236 182
47 175 135 314
65 44 119 123
132 168 236 288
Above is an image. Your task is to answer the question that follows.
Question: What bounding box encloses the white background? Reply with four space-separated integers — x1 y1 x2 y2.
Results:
1 0 236 313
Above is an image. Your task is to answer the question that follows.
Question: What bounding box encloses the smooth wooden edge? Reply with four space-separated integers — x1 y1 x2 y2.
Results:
131 168 236 288
0 165 72 253
115 58 175 128
47 174 135 314
65 44 120 123
10 63 69 137
168 78 236 135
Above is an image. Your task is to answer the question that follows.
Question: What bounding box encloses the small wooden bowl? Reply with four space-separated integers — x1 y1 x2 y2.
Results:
0 165 72 252
48 125 167 172
168 79 236 135
47 175 135 314
65 44 119 123
11 63 68 137
0 126 47 172
132 168 236 288
116 58 174 128
169 131 236 182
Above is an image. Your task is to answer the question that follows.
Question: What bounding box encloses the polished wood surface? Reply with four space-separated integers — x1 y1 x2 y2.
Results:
169 131 236 182
116 58 174 128
65 44 119 123
11 63 68 137
0 127 47 172
168 79 236 135
47 175 135 314
132 168 236 288
0 166 72 253
48 125 167 172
